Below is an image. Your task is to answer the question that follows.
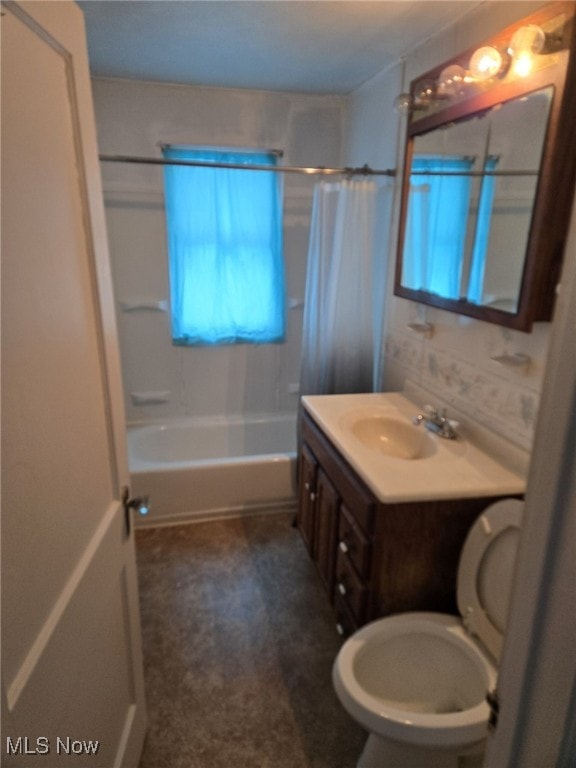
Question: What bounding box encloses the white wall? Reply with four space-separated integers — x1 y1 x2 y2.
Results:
92 77 344 423
345 1 549 451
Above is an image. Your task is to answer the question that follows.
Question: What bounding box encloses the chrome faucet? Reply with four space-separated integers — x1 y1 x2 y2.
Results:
413 405 458 440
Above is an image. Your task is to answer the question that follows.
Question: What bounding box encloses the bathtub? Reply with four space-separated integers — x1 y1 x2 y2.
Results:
128 413 297 526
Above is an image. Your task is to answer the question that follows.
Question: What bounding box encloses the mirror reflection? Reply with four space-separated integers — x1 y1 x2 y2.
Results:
400 86 553 313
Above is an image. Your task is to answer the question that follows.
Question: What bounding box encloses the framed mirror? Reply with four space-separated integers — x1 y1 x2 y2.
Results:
394 2 576 331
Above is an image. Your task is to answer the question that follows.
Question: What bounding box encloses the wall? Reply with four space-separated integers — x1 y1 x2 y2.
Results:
92 78 344 423
345 1 549 451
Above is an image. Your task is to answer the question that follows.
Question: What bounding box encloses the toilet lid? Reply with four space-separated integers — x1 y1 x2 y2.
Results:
457 498 523 662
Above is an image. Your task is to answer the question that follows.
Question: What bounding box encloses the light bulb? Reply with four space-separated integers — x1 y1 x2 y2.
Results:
513 52 534 78
393 93 413 115
437 65 466 97
508 24 545 56
469 46 504 81
414 79 436 107
508 24 545 79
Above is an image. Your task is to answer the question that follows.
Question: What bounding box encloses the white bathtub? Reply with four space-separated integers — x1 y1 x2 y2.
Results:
128 413 297 526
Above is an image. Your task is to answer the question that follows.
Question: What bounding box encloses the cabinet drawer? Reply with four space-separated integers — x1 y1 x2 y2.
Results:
335 549 368 625
333 591 358 637
338 505 371 580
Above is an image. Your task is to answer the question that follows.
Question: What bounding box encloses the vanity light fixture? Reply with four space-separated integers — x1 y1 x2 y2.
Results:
394 15 564 113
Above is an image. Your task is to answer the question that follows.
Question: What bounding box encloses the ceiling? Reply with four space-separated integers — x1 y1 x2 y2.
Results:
78 1 484 95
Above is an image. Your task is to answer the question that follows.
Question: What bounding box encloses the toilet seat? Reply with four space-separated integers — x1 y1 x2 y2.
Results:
457 498 523 661
333 612 497 749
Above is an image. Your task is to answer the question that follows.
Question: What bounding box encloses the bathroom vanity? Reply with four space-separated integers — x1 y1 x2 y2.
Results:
297 392 525 635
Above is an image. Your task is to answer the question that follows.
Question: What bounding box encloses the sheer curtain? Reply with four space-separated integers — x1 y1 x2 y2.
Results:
162 147 285 344
300 179 377 396
466 155 499 303
403 156 473 299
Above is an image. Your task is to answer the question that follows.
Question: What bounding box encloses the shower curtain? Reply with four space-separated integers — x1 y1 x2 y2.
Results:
300 179 378 396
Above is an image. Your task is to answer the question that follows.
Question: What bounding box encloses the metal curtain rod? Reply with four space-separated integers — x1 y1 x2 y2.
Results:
411 169 538 177
98 154 397 177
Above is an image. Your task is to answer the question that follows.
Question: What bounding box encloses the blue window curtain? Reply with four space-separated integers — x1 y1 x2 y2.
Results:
404 156 474 299
162 147 285 345
466 155 499 303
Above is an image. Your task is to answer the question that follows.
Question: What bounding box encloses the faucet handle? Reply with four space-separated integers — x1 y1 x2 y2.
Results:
415 404 459 439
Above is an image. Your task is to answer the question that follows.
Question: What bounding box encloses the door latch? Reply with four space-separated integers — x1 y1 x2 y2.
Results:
122 487 150 535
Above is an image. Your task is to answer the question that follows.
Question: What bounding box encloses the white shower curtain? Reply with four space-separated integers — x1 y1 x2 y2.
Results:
300 179 377 395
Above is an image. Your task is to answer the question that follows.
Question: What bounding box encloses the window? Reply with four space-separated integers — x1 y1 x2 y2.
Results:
162 147 285 345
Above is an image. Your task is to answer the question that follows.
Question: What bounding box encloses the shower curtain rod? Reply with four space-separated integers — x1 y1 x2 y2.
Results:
98 154 538 178
98 154 397 177
411 169 538 177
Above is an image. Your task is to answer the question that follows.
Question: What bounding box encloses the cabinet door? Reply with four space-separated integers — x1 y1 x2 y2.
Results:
297 445 318 554
314 470 340 600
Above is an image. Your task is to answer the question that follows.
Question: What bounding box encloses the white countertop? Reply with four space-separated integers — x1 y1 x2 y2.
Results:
302 392 526 504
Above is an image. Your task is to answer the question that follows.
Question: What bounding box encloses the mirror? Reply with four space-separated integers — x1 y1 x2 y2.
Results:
395 2 576 331
402 87 552 314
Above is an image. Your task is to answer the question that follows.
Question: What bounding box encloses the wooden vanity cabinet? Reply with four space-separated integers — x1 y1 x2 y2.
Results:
298 409 511 634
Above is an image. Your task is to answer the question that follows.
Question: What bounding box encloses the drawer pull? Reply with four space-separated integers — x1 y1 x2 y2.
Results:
339 540 349 553
310 492 316 502
338 582 347 596
304 481 310 491
336 622 344 636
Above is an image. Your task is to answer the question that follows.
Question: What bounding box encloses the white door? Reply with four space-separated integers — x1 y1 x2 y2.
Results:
1 2 146 766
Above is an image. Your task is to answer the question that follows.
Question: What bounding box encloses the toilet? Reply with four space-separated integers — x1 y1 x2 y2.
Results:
333 498 523 768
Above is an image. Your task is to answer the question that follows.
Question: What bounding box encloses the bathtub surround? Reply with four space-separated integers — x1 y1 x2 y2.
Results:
92 78 344 424
135 513 365 768
344 0 551 452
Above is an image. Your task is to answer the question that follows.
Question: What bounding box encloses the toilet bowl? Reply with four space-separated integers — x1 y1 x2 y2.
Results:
333 498 523 768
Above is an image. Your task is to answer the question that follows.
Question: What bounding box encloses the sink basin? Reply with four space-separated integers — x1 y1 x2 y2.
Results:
344 412 436 460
